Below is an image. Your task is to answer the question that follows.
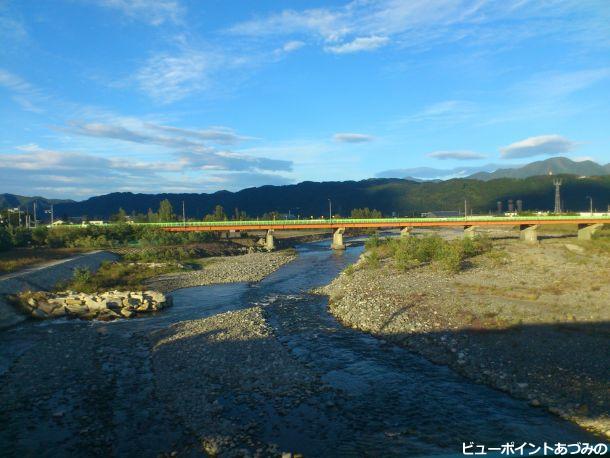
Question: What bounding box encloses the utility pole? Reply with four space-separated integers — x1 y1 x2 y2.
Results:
464 199 468 218
182 200 186 226
45 205 54 226
553 179 562 214
33 202 37 228
586 196 593 215
328 199 332 222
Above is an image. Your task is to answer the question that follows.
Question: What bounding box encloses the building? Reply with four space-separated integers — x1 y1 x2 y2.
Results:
421 211 461 218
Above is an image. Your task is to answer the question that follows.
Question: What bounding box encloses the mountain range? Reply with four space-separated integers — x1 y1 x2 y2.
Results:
377 157 610 181
2 157 609 219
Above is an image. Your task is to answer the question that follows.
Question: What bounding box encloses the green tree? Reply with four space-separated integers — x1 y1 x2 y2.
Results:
147 208 158 223
0 226 13 251
31 226 49 246
11 227 32 247
213 205 226 221
110 207 128 222
351 207 382 218
158 199 175 222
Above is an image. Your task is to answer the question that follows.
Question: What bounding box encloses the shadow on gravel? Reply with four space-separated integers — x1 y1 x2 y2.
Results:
372 320 610 426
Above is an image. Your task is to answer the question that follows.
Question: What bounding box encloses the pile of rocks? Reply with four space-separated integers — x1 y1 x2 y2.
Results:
15 290 172 321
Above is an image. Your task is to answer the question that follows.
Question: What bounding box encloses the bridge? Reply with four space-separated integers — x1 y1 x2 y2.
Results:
148 216 610 250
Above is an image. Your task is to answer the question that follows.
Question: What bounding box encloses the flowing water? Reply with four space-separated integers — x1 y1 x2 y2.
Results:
0 240 597 457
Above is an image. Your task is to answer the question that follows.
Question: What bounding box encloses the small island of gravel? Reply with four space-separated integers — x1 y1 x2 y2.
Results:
145 250 297 292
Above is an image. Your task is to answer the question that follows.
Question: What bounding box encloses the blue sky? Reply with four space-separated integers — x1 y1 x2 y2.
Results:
1 0 609 199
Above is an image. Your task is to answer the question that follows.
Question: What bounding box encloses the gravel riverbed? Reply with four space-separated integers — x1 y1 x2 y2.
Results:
320 235 610 439
145 251 297 293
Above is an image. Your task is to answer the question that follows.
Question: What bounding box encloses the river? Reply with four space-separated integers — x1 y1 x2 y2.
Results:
0 240 596 457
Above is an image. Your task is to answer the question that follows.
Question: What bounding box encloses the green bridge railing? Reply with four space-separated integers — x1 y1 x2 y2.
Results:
121 215 610 228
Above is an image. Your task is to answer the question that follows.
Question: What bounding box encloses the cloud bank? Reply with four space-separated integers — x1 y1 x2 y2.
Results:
427 150 487 160
500 135 576 159
333 133 374 143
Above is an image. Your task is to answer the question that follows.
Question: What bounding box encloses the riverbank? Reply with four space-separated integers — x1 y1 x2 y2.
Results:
145 250 297 292
320 234 610 438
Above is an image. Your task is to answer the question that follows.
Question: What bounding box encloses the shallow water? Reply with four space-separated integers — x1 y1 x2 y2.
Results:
0 239 598 457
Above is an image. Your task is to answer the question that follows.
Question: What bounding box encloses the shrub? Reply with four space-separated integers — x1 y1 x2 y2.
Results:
31 226 49 246
0 226 13 251
365 233 492 273
11 227 32 247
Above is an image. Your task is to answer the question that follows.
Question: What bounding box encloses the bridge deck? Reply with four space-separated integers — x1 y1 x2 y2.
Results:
152 216 610 232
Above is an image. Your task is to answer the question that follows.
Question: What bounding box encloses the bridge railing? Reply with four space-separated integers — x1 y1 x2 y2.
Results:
128 215 610 228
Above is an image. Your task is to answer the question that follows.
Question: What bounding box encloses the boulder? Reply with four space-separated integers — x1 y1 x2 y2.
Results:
31 308 49 319
105 301 122 313
120 308 135 318
65 298 84 307
50 307 67 318
65 304 89 316
97 309 120 321
37 301 58 315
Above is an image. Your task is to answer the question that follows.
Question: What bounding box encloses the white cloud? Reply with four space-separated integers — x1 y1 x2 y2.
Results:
92 0 183 26
333 133 374 143
0 146 292 198
400 100 476 124
227 0 606 54
147 124 256 145
325 36 389 54
500 135 577 159
0 68 48 113
427 150 487 160
282 40 305 52
135 50 214 103
516 68 610 99
61 120 290 172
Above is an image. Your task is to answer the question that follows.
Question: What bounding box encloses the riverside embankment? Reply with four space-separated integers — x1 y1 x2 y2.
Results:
321 233 610 439
1 238 601 457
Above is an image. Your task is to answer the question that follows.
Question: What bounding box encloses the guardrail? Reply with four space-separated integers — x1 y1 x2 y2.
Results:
131 215 610 227
46 215 610 230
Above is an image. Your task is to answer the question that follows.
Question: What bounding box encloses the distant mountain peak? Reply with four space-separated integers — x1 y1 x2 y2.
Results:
468 157 610 181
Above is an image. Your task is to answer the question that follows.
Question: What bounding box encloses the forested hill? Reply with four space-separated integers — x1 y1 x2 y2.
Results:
0 194 73 211
42 175 610 219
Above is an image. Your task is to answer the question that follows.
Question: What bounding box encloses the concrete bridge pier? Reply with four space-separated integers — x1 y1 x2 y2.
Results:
463 225 479 239
265 230 275 251
331 228 346 250
577 223 603 241
400 227 413 237
519 224 539 243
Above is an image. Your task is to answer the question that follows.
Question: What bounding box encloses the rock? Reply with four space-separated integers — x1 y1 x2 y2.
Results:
37 301 58 315
65 304 89 316
97 309 120 321
145 291 166 303
105 301 122 313
120 308 135 318
31 308 49 319
65 298 83 306
50 306 67 317
136 301 151 312
564 244 585 254
85 298 105 311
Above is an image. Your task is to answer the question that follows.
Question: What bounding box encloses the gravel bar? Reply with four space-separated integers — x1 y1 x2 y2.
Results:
320 237 610 439
145 251 297 292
